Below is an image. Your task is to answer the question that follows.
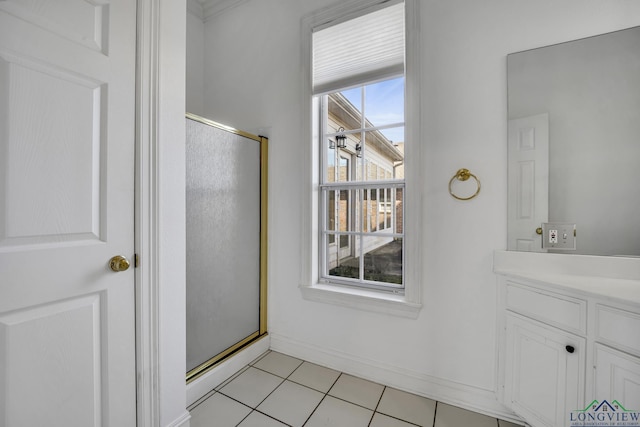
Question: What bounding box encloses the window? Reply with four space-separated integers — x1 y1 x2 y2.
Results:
319 78 405 291
301 0 421 316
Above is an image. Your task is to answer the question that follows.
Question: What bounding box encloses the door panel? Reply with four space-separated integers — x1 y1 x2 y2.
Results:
0 0 108 53
0 1 136 426
0 55 105 246
595 344 640 406
0 295 103 427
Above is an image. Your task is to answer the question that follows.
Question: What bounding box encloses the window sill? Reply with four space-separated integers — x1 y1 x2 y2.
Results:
299 282 422 319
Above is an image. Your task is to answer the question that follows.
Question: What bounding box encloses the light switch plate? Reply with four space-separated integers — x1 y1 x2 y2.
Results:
542 222 576 250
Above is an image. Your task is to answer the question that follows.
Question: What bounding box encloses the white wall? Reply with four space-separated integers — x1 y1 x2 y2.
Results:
186 2 205 116
187 0 640 418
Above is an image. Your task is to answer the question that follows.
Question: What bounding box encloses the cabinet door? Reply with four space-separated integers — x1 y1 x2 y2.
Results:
505 313 586 427
594 344 640 407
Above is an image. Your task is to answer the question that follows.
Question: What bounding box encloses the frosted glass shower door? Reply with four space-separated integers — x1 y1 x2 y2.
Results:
186 113 267 382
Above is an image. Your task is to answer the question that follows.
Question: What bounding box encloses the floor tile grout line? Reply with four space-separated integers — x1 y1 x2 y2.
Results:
375 412 423 427
186 388 218 412
249 349 272 366
216 365 280 405
216 390 258 411
253 351 305 374
216 365 251 391
325 372 387 411
327 390 384 413
286 376 334 394
301 371 345 426
189 363 255 412
218 389 300 427
234 409 253 427
367 385 386 426
254 377 325 426
251 360 304 381
432 401 439 427
301 392 329 427
369 387 428 427
237 408 294 427
252 377 287 410
365 386 426 427
284 358 305 380
258 409 294 427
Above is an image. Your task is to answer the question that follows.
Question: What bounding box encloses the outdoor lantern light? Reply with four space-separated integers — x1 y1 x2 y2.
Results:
356 143 362 158
335 127 347 148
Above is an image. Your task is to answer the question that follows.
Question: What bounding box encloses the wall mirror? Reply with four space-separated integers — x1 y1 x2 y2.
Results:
507 26 640 256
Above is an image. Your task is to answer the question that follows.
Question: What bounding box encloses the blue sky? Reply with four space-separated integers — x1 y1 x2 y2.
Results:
342 76 405 143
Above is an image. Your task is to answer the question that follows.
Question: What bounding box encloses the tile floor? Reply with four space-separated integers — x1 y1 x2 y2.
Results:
189 351 522 427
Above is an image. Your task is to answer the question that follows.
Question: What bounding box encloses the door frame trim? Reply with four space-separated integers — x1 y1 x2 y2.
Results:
136 1 189 426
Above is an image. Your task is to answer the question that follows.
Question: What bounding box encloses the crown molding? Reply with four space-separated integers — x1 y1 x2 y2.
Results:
187 0 204 20
202 0 250 21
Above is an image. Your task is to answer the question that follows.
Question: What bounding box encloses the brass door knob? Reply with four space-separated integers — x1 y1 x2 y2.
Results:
536 227 543 235
109 255 130 272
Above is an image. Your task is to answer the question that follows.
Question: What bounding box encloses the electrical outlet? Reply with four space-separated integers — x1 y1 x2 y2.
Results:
541 223 576 250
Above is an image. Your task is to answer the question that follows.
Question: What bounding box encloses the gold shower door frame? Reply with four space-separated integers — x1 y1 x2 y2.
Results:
185 112 268 384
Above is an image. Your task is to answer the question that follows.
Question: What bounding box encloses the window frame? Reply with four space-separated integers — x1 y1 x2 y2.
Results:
300 0 422 318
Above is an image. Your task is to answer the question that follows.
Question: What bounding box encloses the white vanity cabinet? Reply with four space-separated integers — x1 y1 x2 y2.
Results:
494 252 640 427
504 312 586 427
593 305 640 407
500 281 587 427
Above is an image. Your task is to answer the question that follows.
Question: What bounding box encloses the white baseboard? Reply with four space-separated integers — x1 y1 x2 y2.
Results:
270 333 522 425
166 411 191 427
186 335 270 407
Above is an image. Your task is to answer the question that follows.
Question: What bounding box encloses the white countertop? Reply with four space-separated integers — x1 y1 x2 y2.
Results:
494 250 640 305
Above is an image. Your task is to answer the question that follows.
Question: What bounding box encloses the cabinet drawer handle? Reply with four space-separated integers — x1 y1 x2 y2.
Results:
565 345 575 354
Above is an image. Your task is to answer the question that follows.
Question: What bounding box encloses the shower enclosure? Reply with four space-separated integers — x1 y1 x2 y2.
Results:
185 113 268 383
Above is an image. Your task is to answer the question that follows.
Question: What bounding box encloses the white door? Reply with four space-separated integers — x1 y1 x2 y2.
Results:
507 113 549 252
0 2 137 426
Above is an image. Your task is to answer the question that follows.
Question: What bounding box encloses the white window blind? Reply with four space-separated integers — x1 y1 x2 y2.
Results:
312 1 405 95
